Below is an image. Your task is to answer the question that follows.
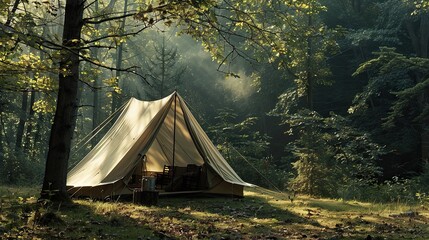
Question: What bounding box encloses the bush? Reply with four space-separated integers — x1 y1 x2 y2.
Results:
285 111 384 198
0 148 44 185
341 167 429 203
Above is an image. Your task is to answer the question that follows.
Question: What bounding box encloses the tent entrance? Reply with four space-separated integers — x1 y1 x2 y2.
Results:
126 93 206 192
127 162 208 192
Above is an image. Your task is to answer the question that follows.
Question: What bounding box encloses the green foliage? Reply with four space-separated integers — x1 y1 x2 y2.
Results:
144 35 186 98
280 110 384 198
0 148 44 185
357 165 429 203
0 52 56 93
207 108 287 188
350 47 429 153
210 109 269 155
0 90 49 185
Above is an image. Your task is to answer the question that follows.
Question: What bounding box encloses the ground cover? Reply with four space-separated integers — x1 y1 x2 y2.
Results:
1 186 428 239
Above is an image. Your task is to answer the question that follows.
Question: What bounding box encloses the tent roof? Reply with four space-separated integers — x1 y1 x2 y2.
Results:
67 92 253 189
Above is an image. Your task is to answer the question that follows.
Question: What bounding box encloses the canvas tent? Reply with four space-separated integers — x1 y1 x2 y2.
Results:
67 92 253 199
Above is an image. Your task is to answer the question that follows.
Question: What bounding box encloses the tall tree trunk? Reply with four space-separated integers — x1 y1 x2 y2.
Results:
0 105 4 170
351 0 363 13
40 0 84 201
161 36 165 98
420 15 429 164
112 0 128 114
33 109 45 159
306 15 314 110
419 14 429 58
91 0 101 148
24 90 35 151
15 91 28 152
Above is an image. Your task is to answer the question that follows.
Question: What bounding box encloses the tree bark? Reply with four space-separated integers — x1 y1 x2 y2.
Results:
24 90 35 151
161 36 166 98
351 0 362 13
419 14 429 164
306 15 314 110
33 107 45 159
419 14 429 58
40 0 84 201
112 0 128 114
91 0 101 148
0 105 4 169
15 91 28 152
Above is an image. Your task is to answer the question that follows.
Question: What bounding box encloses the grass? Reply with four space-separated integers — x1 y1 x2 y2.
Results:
1 185 429 239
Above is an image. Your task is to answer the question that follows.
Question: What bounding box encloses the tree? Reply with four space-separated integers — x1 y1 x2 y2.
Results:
111 0 128 114
282 110 383 198
1 0 58 183
348 0 429 174
40 0 84 200
38 0 154 199
351 47 429 165
145 35 186 98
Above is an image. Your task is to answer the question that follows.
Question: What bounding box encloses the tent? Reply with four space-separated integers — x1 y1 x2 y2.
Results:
67 92 253 199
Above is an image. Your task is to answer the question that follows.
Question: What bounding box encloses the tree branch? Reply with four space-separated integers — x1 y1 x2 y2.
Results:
84 12 137 24
0 22 150 85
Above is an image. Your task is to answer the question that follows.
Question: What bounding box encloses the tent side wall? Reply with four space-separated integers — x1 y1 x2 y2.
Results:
178 95 252 188
67 94 174 195
204 182 244 197
67 181 131 199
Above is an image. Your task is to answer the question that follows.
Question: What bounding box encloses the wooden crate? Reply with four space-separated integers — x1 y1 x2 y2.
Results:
133 190 159 206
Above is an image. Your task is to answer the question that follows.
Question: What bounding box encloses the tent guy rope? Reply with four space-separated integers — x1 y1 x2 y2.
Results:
181 97 286 195
69 101 128 169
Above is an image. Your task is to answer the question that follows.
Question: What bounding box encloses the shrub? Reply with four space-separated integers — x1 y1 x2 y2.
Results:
285 110 384 198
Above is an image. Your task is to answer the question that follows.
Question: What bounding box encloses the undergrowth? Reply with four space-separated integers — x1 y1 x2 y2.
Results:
1 185 428 239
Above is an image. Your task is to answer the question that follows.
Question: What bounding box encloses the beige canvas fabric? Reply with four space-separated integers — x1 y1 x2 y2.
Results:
178 95 253 186
67 94 173 187
67 92 252 198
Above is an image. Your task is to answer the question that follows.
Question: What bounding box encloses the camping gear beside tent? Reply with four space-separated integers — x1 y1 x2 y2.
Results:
67 92 253 199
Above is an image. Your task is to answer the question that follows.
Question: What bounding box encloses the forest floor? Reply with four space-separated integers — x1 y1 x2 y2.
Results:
1 186 428 239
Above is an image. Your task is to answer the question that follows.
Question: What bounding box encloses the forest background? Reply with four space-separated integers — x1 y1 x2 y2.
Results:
1 0 429 202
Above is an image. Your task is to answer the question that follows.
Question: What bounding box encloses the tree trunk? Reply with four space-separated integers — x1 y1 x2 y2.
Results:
0 106 4 169
112 0 128 114
15 91 28 152
420 14 429 165
33 109 45 159
351 0 362 13
24 91 35 151
161 36 166 98
306 15 314 110
91 1 101 148
40 0 84 201
419 14 429 58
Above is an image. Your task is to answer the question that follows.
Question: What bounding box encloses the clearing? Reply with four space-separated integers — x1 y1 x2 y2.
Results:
1 186 428 239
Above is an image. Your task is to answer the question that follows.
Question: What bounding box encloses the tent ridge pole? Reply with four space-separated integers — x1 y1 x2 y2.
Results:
171 92 177 188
